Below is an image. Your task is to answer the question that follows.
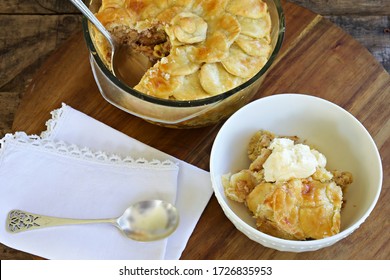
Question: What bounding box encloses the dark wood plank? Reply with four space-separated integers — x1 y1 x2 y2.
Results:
2 0 387 15
288 1 390 72
0 15 82 88
0 92 20 137
0 14 82 138
0 0 81 14
288 0 390 15
325 15 390 72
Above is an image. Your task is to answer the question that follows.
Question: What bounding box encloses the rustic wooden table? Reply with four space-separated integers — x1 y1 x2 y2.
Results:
0 0 389 260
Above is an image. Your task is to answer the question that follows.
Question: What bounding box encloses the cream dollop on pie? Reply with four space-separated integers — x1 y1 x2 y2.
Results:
92 0 272 100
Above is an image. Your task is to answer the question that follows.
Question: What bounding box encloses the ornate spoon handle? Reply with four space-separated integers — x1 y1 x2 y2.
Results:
6 210 115 233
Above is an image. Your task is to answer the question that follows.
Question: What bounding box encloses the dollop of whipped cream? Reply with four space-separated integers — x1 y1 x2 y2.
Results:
263 138 327 182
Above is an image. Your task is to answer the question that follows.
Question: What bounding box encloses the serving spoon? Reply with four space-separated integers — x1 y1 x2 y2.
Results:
69 0 151 87
6 200 179 242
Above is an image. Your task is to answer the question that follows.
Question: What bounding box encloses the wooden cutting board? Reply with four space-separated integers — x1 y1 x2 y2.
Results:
9 0 390 259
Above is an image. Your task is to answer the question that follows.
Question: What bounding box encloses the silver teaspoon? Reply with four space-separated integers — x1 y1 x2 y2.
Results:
6 200 179 242
69 0 151 87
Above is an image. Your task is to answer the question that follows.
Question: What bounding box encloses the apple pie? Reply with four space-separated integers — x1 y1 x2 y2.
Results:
92 0 272 100
222 130 353 240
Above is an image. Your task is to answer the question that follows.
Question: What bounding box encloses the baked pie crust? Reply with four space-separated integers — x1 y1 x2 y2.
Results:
93 0 272 100
222 130 353 240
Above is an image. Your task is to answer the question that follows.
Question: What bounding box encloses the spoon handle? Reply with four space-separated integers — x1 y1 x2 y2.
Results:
6 210 115 233
68 0 115 44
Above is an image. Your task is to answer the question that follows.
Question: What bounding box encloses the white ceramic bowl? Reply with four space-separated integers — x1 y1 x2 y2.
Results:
210 93 383 252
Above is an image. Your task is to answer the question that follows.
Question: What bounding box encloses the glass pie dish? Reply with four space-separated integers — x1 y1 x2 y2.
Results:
82 0 285 128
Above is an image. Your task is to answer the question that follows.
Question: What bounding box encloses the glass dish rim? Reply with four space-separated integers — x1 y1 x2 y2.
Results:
82 0 285 108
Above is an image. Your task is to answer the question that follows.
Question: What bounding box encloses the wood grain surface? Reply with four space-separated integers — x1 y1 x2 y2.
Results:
3 0 389 260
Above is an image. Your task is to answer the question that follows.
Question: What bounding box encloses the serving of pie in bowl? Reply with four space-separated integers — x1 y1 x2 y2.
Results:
210 94 382 252
83 0 285 127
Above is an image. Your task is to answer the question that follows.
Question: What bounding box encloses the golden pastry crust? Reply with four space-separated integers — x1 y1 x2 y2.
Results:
158 46 200 75
223 130 353 240
247 179 343 240
223 170 259 202
93 0 273 100
221 43 268 78
199 62 243 95
226 0 267 19
134 62 184 99
237 15 271 39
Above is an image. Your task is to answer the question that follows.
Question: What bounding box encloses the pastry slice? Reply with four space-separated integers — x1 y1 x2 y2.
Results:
199 62 243 95
158 46 200 75
134 62 184 98
226 0 268 19
169 12 208 44
235 34 272 57
170 72 211 100
191 0 229 19
221 44 267 78
191 31 230 63
237 14 271 39
208 13 241 45
246 179 343 240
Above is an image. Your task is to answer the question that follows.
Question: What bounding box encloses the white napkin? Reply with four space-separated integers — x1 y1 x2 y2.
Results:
0 104 213 260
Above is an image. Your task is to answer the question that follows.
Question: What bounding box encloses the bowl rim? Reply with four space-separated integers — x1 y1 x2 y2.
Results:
81 0 286 108
210 93 383 247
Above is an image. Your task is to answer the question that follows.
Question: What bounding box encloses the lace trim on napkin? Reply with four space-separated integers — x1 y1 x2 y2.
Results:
0 132 178 169
40 103 66 139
